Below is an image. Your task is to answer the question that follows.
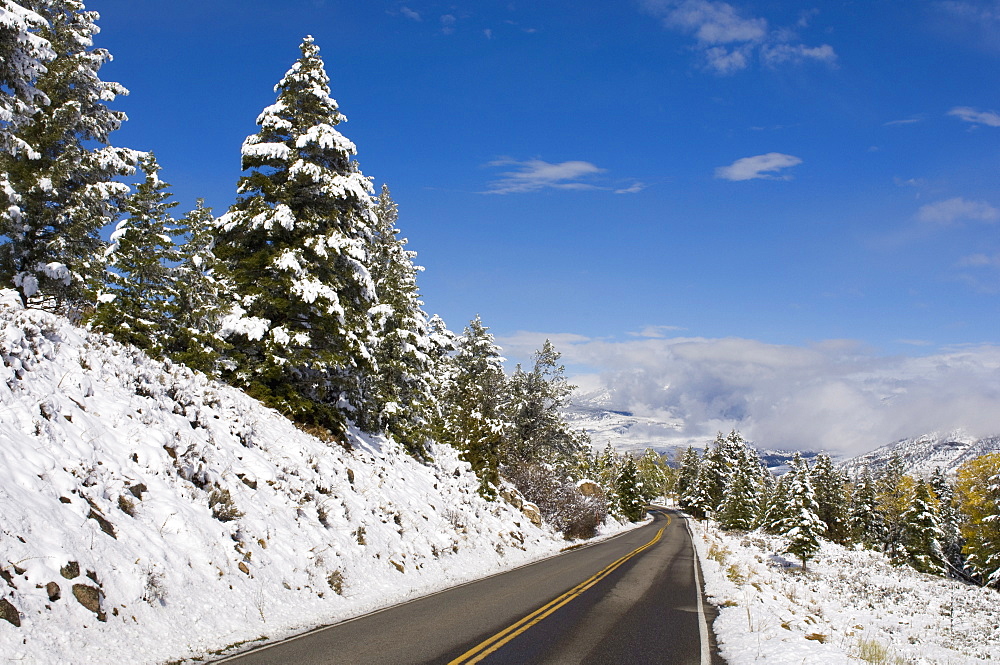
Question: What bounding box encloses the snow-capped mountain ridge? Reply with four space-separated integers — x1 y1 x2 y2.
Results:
839 431 1000 477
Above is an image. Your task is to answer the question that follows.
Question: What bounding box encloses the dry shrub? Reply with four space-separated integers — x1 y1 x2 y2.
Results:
504 463 607 540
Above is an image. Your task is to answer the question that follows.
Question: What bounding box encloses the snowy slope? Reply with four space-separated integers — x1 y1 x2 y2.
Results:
693 520 1000 663
839 431 1000 478
0 294 628 664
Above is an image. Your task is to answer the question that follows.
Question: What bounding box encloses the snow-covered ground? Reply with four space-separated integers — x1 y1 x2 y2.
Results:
0 295 635 664
691 520 1000 664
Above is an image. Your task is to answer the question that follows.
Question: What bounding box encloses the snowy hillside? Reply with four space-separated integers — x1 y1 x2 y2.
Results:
0 296 623 664
840 431 1000 478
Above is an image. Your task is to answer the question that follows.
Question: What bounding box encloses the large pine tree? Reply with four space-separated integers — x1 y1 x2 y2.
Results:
215 36 377 436
900 479 946 575
0 0 136 314
0 0 53 156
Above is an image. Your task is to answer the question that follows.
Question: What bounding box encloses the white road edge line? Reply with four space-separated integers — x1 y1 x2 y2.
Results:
685 514 712 665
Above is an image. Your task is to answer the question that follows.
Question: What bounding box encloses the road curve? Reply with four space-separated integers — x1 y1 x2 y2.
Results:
215 509 723 664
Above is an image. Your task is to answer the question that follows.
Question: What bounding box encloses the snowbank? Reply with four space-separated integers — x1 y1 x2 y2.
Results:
691 520 1000 664
0 297 633 664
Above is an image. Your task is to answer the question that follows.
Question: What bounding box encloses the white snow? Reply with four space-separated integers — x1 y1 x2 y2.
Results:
0 294 637 664
691 517 1000 663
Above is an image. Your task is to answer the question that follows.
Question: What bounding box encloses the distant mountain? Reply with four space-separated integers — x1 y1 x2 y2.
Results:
839 431 1000 478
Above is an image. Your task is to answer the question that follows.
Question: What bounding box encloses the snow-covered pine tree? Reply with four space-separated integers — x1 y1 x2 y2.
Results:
166 199 231 375
635 448 668 505
425 313 457 443
930 467 965 574
780 453 826 570
956 452 1000 588
718 444 766 531
90 152 178 355
504 339 582 467
848 468 883 547
0 0 53 155
810 453 850 544
215 36 377 436
683 463 716 520
616 456 646 522
367 184 434 457
0 0 136 314
676 445 701 510
437 316 508 495
900 479 947 575
759 473 791 534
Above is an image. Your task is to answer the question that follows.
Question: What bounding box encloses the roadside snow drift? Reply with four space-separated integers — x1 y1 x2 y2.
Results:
0 295 607 664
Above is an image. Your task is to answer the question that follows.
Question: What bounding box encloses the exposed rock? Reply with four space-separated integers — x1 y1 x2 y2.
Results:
46 581 61 601
521 502 542 527
0 598 20 627
499 486 523 510
60 561 80 580
576 479 603 498
86 505 117 539
72 583 102 615
238 562 250 575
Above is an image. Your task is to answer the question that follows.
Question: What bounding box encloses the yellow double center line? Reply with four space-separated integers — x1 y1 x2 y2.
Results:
448 514 671 665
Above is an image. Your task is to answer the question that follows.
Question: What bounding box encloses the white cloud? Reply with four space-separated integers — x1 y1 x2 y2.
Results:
958 252 1000 267
714 152 802 181
483 158 607 194
629 325 687 338
916 197 999 225
400 6 421 21
440 14 456 34
948 106 1000 127
760 43 836 66
660 0 767 44
614 182 648 194
640 0 836 74
511 332 1000 455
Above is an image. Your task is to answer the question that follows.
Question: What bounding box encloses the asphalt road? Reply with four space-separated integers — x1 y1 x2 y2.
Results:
216 509 724 664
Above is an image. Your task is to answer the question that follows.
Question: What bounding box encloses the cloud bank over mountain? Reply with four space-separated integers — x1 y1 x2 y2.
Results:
499 332 1000 455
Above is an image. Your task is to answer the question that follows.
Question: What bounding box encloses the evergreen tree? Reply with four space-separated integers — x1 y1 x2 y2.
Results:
683 463 716 520
900 479 946 575
0 0 137 314
718 444 765 531
438 316 508 495
504 339 582 466
425 313 457 444
759 473 791 534
0 0 53 155
616 456 646 522
635 448 669 505
167 199 231 374
930 467 965 574
90 152 177 355
215 36 377 435
849 468 883 548
780 453 825 570
676 445 701 510
811 453 850 544
367 184 434 457
956 453 1000 588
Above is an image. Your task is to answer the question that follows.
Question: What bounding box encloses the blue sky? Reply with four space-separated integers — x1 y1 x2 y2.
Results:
89 0 1000 452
